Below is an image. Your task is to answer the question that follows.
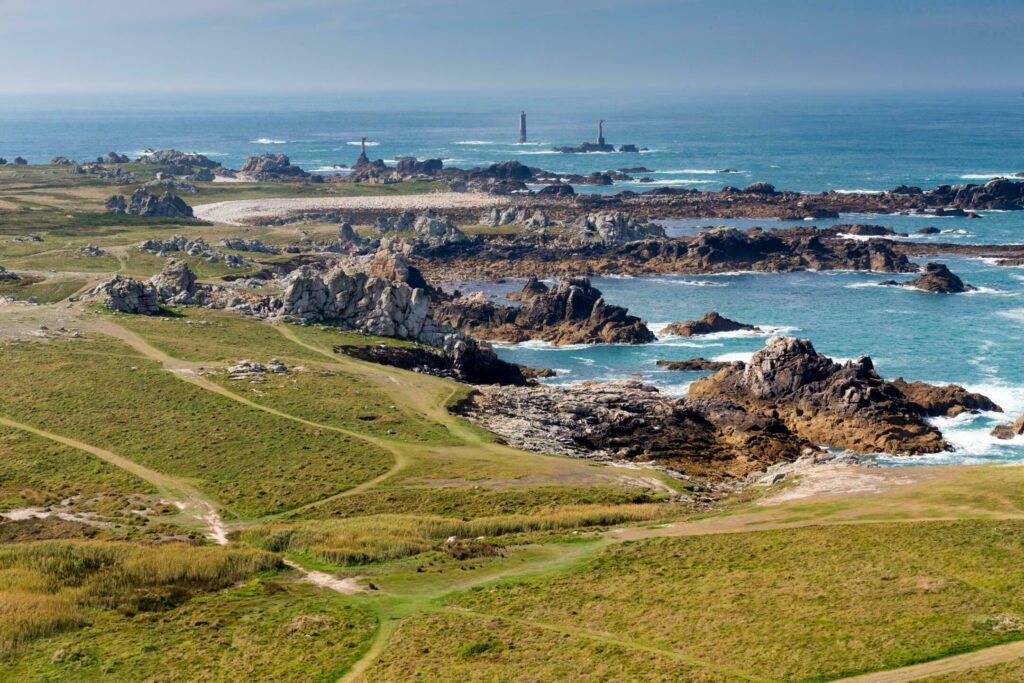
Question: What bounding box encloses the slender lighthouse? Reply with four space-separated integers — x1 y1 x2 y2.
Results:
597 119 605 146
518 111 527 144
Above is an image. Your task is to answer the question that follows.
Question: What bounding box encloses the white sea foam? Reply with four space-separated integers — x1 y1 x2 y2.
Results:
251 138 287 144
347 140 380 146
309 166 352 173
832 189 885 195
959 172 1021 180
623 178 717 186
651 168 744 175
997 308 1024 323
644 278 729 287
454 140 495 145
712 351 755 363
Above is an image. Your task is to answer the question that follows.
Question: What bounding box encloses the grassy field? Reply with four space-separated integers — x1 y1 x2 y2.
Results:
0 339 394 518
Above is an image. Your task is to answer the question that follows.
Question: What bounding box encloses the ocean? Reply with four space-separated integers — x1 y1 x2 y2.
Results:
2 90 1023 464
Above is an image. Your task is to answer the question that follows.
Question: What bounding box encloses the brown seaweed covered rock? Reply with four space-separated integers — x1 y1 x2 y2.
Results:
992 416 1024 440
661 312 760 337
688 337 949 455
434 276 654 345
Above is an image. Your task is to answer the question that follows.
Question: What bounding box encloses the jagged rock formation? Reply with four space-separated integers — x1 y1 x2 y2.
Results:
412 211 472 247
89 276 160 315
661 312 760 337
334 343 529 385
240 154 313 182
433 276 655 345
881 262 974 293
453 380 813 481
137 150 221 175
567 212 666 245
141 235 211 257
992 416 1024 440
219 238 281 254
889 379 1002 417
105 189 193 218
149 260 198 304
656 358 729 372
480 207 554 230
686 337 997 455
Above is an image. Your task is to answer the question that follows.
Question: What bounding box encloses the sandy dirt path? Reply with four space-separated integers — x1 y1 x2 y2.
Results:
831 640 1024 682
193 192 510 225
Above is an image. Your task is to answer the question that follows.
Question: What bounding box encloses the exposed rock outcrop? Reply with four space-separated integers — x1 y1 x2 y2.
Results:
433 276 655 345
661 312 760 338
567 212 666 245
480 207 554 230
412 211 472 247
882 262 975 293
0 266 19 282
889 378 1002 417
89 276 160 315
688 336 949 455
105 189 193 218
453 380 813 482
240 154 312 182
137 150 221 175
992 416 1024 440
334 343 529 385
219 238 281 254
149 260 198 304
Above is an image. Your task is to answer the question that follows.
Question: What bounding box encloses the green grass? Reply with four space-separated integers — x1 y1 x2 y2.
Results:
0 339 393 518
363 611 738 682
0 276 86 303
449 520 1024 682
242 505 668 566
0 579 376 682
0 426 156 512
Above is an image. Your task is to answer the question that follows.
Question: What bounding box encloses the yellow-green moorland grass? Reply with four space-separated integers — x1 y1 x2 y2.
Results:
242 504 669 566
0 541 279 654
0 340 393 517
450 519 1024 682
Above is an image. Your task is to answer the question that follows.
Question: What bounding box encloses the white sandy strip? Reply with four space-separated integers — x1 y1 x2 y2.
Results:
193 192 511 225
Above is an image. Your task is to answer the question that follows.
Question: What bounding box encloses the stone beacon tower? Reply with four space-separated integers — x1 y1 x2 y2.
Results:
355 137 369 167
597 120 605 146
518 111 527 144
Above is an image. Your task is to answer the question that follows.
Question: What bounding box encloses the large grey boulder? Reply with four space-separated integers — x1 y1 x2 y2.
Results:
150 260 197 304
90 276 160 315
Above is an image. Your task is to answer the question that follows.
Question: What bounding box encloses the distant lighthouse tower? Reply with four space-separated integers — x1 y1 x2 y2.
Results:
355 136 369 167
597 120 605 146
518 111 527 144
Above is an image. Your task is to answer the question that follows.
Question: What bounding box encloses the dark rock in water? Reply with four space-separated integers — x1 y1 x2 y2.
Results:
995 258 1024 267
889 378 1002 417
661 312 760 337
915 227 941 235
89 275 160 315
837 224 899 237
453 379 814 482
433 276 655 345
656 358 731 372
479 160 533 182
334 343 530 385
395 157 444 176
537 184 574 197
992 416 1024 440
240 153 309 181
898 262 974 293
619 167 652 174
619 144 640 153
744 182 776 195
13 157 27 165
892 184 923 195
688 336 949 455
106 152 130 164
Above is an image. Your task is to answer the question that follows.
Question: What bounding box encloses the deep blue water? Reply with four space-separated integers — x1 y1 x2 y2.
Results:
2 90 1022 193
2 90 1023 463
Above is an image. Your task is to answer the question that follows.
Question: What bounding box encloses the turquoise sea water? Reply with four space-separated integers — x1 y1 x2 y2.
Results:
2 90 1023 463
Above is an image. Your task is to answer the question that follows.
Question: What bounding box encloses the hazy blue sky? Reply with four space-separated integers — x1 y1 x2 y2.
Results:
2 0 1021 93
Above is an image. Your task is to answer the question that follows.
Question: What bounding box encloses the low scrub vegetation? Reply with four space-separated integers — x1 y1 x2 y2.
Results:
0 541 279 654
243 504 668 565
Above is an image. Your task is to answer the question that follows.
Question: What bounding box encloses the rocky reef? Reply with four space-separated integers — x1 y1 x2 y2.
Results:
240 154 316 182
992 416 1024 440
661 312 760 337
433 276 655 345
452 380 812 482
656 359 730 372
880 262 975 293
688 337 996 455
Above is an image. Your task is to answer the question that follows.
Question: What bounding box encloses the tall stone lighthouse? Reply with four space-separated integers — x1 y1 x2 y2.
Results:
518 111 527 144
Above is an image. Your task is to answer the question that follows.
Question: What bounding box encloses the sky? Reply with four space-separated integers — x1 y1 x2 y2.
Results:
1 0 1022 94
